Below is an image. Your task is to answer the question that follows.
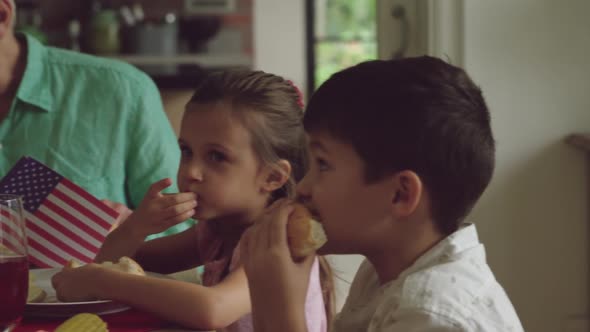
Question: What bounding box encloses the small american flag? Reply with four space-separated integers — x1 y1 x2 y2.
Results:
0 156 118 267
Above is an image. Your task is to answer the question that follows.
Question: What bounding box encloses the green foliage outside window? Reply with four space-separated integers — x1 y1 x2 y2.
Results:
314 0 377 88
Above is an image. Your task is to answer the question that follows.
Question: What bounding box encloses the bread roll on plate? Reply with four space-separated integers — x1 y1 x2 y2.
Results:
287 204 327 259
66 256 146 276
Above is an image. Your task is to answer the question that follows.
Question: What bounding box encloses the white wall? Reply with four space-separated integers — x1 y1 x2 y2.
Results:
253 0 307 95
463 1 590 331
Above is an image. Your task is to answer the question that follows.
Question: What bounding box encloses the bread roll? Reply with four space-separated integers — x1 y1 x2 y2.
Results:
66 256 146 276
101 256 146 276
65 259 82 268
287 204 327 259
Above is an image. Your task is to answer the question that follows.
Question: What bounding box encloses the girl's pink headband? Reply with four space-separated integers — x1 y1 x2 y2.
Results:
287 80 305 109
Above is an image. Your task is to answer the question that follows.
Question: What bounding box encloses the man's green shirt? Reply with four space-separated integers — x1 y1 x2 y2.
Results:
0 34 193 237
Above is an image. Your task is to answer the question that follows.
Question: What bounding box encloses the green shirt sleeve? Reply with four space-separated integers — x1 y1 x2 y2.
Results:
125 74 178 205
125 74 195 239
0 33 195 239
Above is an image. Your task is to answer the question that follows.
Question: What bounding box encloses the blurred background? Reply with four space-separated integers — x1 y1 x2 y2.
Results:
14 0 254 88
15 1 590 331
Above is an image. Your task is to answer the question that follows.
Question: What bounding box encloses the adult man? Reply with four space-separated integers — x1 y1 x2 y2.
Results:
0 0 192 237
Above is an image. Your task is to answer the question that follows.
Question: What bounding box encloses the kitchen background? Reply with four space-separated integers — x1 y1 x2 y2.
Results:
14 0 259 132
16 0 253 86
15 1 590 331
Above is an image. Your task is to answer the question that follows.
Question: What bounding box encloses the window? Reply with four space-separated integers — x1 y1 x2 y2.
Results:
306 0 377 93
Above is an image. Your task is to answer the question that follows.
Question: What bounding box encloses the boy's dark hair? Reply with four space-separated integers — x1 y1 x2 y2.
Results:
304 56 495 235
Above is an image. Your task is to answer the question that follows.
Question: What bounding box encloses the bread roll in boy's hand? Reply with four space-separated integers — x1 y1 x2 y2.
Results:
287 204 327 259
66 256 146 276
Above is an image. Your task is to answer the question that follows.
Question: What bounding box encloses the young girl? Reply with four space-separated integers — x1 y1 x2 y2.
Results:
51 70 333 332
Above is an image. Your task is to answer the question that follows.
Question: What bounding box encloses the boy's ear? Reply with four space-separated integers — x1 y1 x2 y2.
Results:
260 160 292 193
391 170 423 218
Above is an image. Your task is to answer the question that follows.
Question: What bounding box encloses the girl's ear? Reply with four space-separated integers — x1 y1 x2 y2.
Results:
0 4 10 39
260 160 292 193
391 170 423 218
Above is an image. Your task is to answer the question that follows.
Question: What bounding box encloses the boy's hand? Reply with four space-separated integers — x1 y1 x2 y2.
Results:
121 178 196 238
241 200 312 332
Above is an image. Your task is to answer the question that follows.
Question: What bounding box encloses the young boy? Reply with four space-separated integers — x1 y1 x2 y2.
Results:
241 56 524 331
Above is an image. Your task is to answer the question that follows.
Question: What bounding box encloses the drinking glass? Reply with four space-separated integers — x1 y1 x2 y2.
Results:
0 195 28 332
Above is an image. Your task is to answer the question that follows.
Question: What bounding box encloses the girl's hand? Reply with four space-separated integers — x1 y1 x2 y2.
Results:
240 200 313 332
121 178 197 238
51 264 105 302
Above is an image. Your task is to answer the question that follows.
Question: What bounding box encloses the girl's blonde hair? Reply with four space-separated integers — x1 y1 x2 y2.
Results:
189 70 307 200
188 69 334 326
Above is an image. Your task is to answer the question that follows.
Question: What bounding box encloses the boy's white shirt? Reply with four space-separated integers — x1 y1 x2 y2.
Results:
332 224 524 332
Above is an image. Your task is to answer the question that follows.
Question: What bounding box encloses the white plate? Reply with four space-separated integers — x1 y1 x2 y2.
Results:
24 268 130 318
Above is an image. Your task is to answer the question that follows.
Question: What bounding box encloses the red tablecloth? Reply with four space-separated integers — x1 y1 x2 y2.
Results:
14 308 170 332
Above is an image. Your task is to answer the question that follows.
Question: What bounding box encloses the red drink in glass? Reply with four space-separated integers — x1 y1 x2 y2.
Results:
0 255 28 330
0 194 28 332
